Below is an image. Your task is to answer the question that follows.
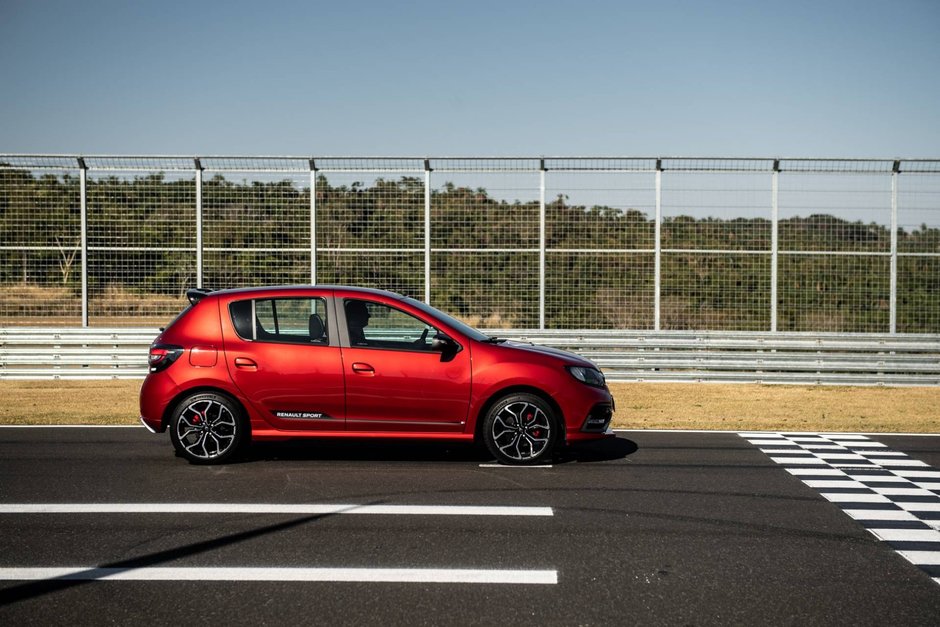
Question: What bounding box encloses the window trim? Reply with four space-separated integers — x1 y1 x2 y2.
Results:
229 296 332 347
340 298 463 355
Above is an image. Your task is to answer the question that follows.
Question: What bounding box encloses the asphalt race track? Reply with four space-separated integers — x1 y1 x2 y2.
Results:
1 427 939 625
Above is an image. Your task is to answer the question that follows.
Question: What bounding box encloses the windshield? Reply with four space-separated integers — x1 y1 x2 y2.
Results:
403 297 490 342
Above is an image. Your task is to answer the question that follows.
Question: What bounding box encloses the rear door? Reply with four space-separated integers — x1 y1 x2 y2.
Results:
339 297 471 432
222 292 346 431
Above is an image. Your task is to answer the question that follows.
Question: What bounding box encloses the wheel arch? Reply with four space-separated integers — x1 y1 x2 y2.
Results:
161 385 251 436
473 385 566 445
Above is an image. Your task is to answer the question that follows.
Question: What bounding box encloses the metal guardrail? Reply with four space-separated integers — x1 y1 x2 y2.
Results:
1 327 938 386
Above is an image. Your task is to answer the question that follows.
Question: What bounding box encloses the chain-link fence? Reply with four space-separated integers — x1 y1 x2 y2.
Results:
1 155 938 332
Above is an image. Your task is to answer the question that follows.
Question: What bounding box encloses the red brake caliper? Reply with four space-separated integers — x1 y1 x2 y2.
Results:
526 411 541 438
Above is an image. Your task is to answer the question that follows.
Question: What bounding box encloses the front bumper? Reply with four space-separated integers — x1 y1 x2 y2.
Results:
580 402 614 433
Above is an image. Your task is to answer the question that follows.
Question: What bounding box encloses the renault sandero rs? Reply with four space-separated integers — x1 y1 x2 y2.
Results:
139 286 615 465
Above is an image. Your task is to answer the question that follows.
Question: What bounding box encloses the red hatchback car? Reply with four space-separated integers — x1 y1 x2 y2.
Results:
140 286 614 465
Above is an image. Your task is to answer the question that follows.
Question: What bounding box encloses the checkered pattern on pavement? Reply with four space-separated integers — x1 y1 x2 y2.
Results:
740 432 940 586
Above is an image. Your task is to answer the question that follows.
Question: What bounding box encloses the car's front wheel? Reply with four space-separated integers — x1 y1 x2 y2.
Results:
169 392 247 465
482 393 558 465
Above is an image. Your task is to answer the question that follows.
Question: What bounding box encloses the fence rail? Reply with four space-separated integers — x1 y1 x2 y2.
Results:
1 327 938 386
2 155 939 334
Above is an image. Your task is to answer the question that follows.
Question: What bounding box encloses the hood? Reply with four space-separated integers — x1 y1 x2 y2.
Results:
498 340 597 368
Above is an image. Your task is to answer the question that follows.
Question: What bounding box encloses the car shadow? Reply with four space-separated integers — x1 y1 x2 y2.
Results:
237 435 638 465
554 436 638 464
244 439 491 463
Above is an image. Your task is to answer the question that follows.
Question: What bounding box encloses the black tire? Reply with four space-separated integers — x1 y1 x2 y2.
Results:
482 393 558 465
169 392 247 465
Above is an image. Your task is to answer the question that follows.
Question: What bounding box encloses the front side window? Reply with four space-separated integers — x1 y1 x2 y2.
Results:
230 297 329 344
345 299 434 351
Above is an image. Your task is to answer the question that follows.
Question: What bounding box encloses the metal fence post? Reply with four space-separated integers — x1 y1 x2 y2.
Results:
194 158 203 289
771 160 779 332
77 157 89 327
654 159 662 331
539 159 546 330
310 159 318 285
890 161 900 334
424 159 431 304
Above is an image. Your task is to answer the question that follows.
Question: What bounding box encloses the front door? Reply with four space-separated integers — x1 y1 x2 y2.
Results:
341 298 471 432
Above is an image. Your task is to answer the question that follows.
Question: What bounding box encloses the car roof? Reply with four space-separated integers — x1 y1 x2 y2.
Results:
207 285 407 299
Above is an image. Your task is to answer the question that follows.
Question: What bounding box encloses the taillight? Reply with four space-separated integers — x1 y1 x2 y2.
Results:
149 343 184 373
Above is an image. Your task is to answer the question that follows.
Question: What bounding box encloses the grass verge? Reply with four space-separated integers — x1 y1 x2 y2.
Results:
0 380 937 433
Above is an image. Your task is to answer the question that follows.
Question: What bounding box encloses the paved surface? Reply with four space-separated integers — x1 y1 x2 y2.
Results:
0 427 939 626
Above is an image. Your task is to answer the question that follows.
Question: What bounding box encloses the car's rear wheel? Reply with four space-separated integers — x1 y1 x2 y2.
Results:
169 392 246 465
482 393 558 465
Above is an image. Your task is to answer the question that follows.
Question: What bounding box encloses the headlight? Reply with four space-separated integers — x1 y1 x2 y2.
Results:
567 366 606 388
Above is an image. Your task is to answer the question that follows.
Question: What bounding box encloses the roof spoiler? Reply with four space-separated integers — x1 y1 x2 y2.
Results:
186 288 214 305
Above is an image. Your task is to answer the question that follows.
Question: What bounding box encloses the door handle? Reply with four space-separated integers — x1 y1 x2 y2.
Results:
234 357 258 370
351 362 374 375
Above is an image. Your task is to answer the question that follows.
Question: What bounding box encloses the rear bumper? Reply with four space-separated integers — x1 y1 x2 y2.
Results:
139 373 178 433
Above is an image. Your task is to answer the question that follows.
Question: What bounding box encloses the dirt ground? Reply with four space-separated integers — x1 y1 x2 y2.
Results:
1 380 937 433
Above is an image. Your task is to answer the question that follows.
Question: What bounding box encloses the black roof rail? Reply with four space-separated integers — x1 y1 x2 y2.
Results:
186 288 214 305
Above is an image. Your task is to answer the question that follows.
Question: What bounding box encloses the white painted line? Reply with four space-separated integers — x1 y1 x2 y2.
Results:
0 425 141 428
845 475 904 483
746 439 789 445
786 468 845 476
760 448 814 454
894 471 940 479
815 453 868 461
899 551 940 565
771 457 825 465
871 488 935 497
633 429 940 437
804 480 867 489
0 504 554 517
820 492 892 503
0 567 558 584
897 502 940 512
866 529 940 543
841 442 888 448
873 459 929 468
801 444 847 450
789 437 830 442
857 452 908 457
827 435 872 441
844 509 919 522
478 464 553 469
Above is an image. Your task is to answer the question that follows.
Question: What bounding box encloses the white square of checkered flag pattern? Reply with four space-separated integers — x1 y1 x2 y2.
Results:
740 432 940 586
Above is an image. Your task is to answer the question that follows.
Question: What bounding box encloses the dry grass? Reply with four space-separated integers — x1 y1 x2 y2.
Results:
0 380 937 432
0 380 143 425
608 383 940 432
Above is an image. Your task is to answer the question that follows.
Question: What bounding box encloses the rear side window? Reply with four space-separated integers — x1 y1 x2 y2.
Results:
229 297 329 345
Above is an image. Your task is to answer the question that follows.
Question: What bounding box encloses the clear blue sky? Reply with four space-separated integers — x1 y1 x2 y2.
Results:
1 0 938 157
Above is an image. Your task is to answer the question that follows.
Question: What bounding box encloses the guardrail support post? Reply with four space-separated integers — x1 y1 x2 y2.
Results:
654 159 662 331
539 159 546 330
771 160 779 332
890 160 900 334
78 157 88 327
310 159 318 285
194 158 203 289
424 159 432 304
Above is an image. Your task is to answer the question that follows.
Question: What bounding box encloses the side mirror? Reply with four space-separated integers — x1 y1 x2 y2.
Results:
431 334 454 352
431 333 460 362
